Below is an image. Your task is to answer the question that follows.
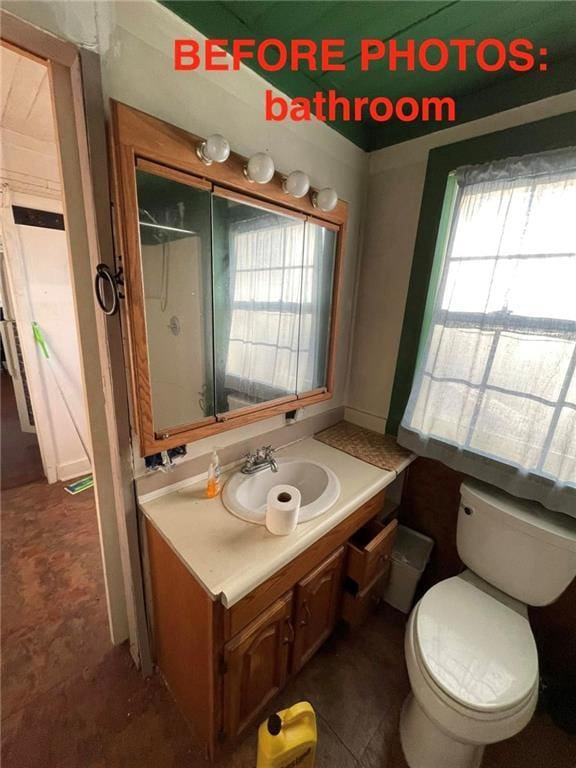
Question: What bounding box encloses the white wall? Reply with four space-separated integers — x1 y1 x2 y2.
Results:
346 90 576 433
4 0 368 473
142 237 208 430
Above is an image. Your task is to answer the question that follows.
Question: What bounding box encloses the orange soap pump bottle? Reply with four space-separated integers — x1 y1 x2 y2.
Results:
205 449 221 498
256 702 317 768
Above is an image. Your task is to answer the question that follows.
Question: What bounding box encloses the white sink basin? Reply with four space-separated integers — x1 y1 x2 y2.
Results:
222 458 341 525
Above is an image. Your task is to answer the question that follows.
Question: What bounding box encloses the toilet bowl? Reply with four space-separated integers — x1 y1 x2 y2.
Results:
400 573 539 768
398 480 576 768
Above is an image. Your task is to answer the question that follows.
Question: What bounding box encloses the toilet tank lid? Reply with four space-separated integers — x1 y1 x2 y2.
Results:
460 481 576 553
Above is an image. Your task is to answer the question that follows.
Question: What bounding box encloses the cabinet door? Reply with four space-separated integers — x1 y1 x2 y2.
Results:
223 591 294 740
292 547 345 674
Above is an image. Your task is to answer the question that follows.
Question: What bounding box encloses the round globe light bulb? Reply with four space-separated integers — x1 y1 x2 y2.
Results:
313 187 338 212
244 152 275 184
196 134 230 165
282 170 310 198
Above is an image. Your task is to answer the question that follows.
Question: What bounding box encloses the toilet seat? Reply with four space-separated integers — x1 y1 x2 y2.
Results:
414 576 538 715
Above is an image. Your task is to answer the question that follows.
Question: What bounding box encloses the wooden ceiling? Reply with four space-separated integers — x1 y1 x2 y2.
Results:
161 0 576 150
1 46 53 143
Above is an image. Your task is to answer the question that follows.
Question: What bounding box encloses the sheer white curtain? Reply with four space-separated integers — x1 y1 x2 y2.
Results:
226 216 304 397
399 148 576 516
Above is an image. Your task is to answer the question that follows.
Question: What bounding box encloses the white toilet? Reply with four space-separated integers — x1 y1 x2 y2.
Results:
400 480 576 768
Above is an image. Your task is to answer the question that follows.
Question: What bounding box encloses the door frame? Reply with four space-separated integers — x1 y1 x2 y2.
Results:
1 11 151 672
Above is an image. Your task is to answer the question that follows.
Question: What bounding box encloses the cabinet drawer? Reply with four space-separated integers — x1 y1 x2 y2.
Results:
346 518 397 589
341 569 387 628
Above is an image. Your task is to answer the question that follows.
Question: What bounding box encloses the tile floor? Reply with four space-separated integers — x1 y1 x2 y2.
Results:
2 480 575 767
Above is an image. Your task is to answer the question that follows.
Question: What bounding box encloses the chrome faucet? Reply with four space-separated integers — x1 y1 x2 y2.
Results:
241 445 278 475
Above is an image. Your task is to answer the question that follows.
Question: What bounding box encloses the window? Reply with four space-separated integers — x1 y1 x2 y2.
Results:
400 148 576 515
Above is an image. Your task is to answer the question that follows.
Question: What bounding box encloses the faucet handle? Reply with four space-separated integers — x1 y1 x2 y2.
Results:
263 445 275 456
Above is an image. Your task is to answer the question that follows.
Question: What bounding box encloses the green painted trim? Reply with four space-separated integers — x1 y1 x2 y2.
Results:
368 53 576 151
386 110 576 436
415 172 457 369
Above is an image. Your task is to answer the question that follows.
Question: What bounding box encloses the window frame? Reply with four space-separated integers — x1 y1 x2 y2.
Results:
110 101 347 456
387 111 576 436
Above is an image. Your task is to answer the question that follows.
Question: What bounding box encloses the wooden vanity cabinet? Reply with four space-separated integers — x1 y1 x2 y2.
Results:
292 546 345 674
145 488 389 761
223 547 345 741
223 592 294 740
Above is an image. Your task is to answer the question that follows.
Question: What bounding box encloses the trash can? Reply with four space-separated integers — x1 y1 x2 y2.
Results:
383 525 434 614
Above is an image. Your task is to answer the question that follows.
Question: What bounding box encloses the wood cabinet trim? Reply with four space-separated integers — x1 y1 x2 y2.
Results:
307 215 340 232
142 390 333 454
135 156 213 190
297 386 328 400
116 140 157 450
216 394 297 422
110 100 347 455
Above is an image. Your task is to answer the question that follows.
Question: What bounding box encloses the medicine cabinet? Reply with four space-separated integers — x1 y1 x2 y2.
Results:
111 102 347 455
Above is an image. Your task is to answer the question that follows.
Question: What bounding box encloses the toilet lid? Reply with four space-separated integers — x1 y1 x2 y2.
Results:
415 577 538 713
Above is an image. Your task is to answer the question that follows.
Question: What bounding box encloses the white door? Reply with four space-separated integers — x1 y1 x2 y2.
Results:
0 187 90 482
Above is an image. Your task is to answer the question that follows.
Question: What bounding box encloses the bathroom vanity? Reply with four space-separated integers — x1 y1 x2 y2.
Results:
113 101 412 759
140 438 407 760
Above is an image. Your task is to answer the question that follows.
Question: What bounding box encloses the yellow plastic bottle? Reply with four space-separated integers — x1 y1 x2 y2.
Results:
256 702 317 768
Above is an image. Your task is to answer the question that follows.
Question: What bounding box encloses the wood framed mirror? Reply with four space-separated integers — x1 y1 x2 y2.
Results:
110 101 347 456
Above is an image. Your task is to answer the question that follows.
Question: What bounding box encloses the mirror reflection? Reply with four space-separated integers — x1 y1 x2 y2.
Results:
135 170 339 438
212 196 305 414
136 169 214 433
297 223 337 394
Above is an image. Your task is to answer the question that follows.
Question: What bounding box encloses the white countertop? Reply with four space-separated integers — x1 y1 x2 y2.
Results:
140 437 410 608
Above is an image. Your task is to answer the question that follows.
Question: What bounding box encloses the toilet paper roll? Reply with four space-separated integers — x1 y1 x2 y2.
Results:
266 484 301 536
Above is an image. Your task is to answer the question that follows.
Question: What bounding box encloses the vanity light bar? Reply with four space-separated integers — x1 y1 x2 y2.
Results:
193 132 338 210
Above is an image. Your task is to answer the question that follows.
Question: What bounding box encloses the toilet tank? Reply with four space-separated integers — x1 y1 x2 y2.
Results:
457 481 576 606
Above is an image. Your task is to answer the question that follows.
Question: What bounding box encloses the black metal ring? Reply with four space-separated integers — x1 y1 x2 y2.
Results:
95 263 119 316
